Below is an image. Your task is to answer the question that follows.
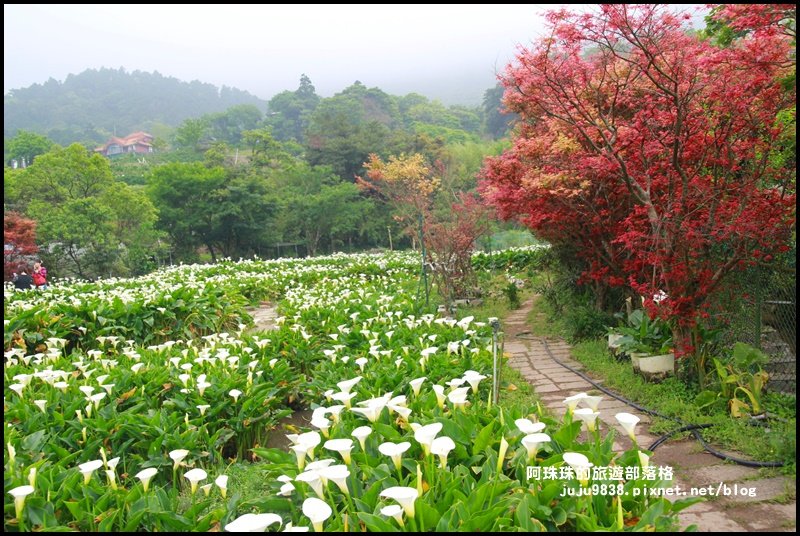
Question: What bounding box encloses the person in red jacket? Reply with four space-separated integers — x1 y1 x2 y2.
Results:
32 261 48 290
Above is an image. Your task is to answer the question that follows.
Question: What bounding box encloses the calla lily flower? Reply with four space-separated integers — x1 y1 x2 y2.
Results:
296 470 325 498
34 400 47 413
351 404 383 423
497 436 509 472
351 426 372 451
331 391 357 408
302 497 332 532
319 464 350 494
563 393 588 412
8 485 34 521
580 395 603 412
432 385 446 409
355 357 368 370
447 387 469 410
380 486 418 519
229 389 243 402
573 408 600 433
136 467 158 492
446 378 466 391
184 468 207 495
225 513 283 532
305 459 335 472
638 451 650 469
298 432 322 460
431 436 456 468
381 504 405 527
336 376 362 394
216 475 229 498
78 459 104 484
283 522 310 532
169 449 190 469
615 413 641 442
27 467 37 488
462 371 487 393
414 422 443 456
379 441 411 470
563 452 593 486
310 417 331 437
201 483 213 496
515 418 546 435
290 444 309 470
323 438 353 464
409 377 426 397
521 433 551 462
197 404 210 416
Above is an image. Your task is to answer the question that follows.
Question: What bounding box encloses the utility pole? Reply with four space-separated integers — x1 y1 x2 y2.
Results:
387 226 393 251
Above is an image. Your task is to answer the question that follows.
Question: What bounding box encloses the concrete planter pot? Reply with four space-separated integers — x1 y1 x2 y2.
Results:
630 352 650 372
638 353 675 381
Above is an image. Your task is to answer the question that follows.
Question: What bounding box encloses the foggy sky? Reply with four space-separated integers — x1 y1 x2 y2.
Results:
2 4 565 104
4 5 706 105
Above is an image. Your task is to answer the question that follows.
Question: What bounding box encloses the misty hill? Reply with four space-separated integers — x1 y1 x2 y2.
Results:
3 68 267 146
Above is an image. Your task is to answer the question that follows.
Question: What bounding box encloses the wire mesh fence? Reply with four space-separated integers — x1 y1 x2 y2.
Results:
713 264 796 394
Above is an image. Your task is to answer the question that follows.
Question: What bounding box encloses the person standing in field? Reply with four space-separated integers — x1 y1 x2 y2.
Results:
32 261 48 290
13 269 33 290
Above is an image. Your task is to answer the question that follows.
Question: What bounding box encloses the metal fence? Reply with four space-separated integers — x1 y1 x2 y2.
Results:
715 265 796 394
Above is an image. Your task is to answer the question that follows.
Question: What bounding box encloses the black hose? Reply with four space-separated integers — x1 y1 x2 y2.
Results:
517 334 786 468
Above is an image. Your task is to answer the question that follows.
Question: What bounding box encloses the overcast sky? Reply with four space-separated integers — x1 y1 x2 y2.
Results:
4 5 706 105
3 4 575 104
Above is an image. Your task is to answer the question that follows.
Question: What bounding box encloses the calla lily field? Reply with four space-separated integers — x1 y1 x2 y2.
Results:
4 252 698 531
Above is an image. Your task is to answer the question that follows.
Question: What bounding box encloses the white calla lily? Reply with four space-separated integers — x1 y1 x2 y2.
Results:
521 433 551 462
615 412 641 442
380 486 419 519
319 464 350 495
409 377 426 397
381 504 405 527
378 441 411 470
323 438 354 464
352 426 372 451
563 393 588 412
515 418 546 435
169 449 190 469
413 422 443 456
78 459 104 484
573 408 600 433
580 395 603 412
563 452 593 486
215 474 228 498
184 468 207 494
136 467 158 492
8 485 34 521
224 512 283 532
302 497 332 532
431 436 456 468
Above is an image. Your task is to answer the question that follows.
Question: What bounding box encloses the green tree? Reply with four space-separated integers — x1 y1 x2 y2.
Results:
5 130 55 168
265 74 321 142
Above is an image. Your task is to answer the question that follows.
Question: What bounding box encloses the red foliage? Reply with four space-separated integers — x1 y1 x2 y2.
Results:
711 4 796 40
481 4 796 354
424 193 491 303
4 212 39 281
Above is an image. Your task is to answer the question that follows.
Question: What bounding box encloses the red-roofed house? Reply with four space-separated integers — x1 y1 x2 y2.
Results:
95 131 154 157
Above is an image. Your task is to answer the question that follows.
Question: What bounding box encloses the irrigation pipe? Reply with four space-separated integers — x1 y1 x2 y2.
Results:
515 333 785 468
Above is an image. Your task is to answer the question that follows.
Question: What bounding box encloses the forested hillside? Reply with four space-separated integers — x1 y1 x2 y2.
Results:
3 68 266 146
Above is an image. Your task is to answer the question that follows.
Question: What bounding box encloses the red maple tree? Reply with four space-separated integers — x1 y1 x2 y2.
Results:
481 4 796 354
4 212 39 281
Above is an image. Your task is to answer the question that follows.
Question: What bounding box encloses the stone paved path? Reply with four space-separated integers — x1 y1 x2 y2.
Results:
245 302 279 333
502 296 796 532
